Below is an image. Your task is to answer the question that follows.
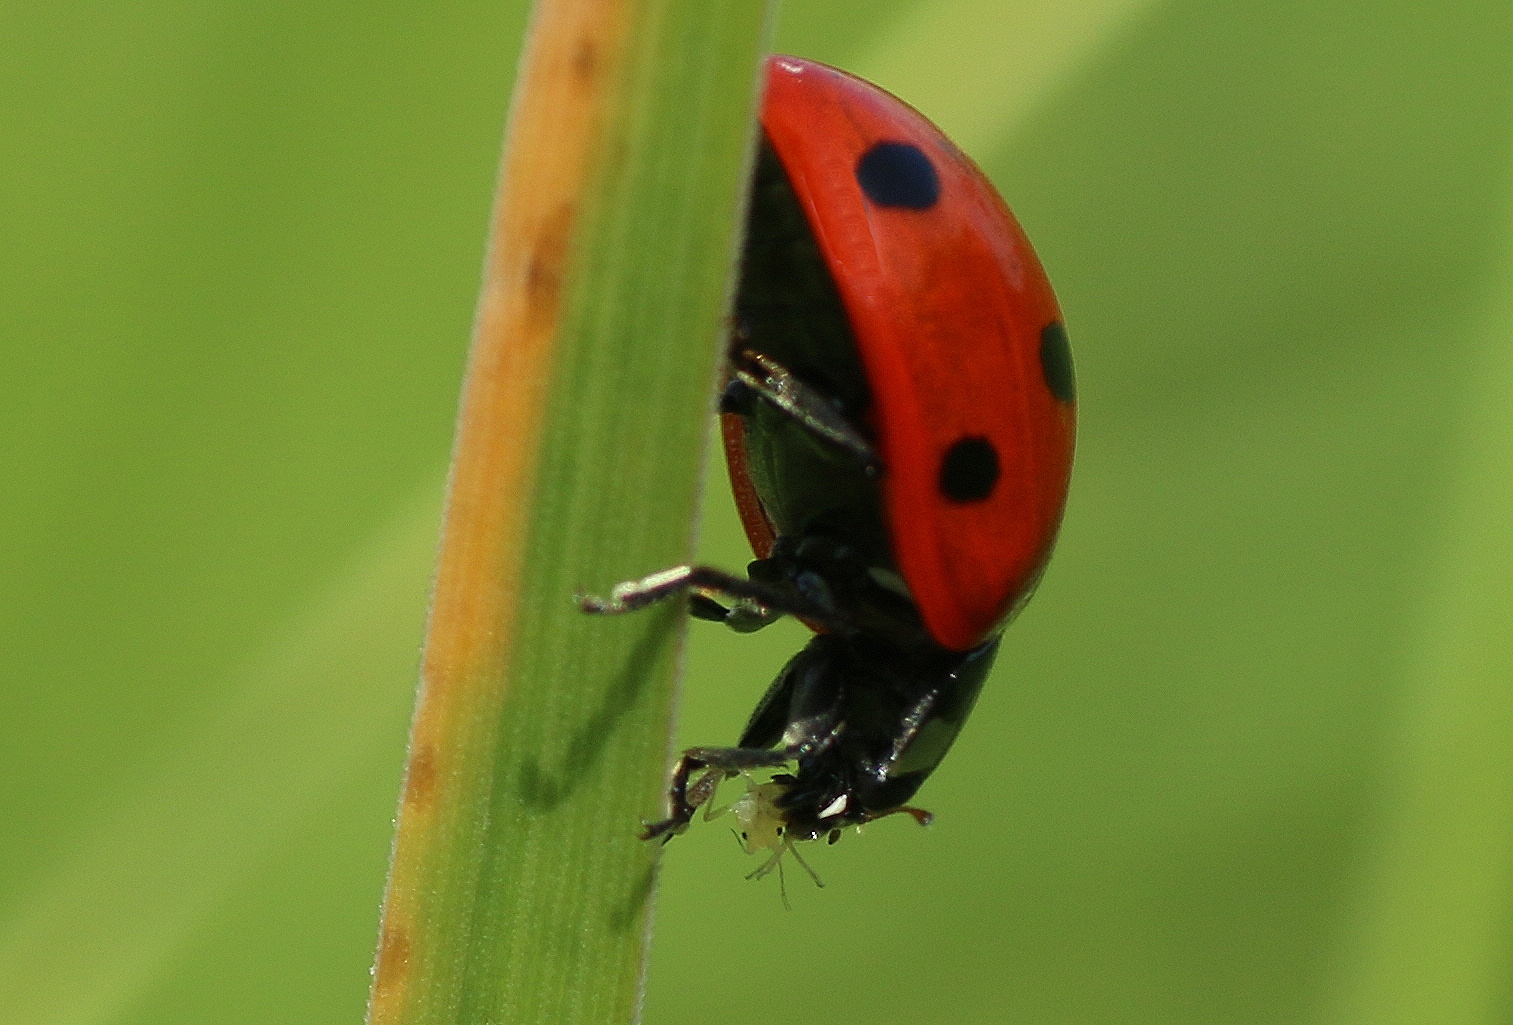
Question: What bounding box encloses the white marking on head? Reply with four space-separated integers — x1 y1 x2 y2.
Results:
818 794 848 819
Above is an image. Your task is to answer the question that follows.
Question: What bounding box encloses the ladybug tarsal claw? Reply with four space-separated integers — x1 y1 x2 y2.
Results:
645 814 688 839
639 818 687 844
577 566 696 615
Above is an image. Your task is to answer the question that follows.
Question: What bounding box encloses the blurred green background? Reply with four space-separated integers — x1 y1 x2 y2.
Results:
5 1 1513 1022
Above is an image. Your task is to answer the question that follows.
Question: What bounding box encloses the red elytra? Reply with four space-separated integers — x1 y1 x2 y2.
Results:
722 55 1076 652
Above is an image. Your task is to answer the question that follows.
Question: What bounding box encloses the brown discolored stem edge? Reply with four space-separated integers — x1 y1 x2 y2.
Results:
366 1 634 1021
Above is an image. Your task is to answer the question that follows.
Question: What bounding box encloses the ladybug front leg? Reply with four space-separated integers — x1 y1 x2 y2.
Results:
640 746 790 842
577 564 852 633
640 643 850 844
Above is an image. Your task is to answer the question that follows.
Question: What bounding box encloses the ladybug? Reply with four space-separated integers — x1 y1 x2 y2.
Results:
581 56 1075 869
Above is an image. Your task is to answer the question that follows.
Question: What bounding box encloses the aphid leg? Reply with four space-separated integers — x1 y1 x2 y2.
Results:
752 849 791 911
786 841 824 888
741 831 824 911
746 844 786 881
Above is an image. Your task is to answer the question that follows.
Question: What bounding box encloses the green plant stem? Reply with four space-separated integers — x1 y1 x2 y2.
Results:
366 3 773 1023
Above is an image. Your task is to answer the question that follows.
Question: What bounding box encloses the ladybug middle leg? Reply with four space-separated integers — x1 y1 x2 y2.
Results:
579 347 882 635
577 563 855 634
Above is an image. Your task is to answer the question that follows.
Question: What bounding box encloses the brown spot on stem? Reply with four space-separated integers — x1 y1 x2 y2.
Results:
572 37 599 84
525 202 574 329
373 924 411 994
404 743 437 809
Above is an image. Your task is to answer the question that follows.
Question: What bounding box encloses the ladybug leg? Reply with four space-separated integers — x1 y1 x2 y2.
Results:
686 589 783 634
726 349 880 474
577 564 854 633
640 746 790 842
641 666 847 845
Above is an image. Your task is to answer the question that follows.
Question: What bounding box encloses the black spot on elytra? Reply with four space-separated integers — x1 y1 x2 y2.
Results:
939 437 999 502
856 142 939 209
1040 321 1075 403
